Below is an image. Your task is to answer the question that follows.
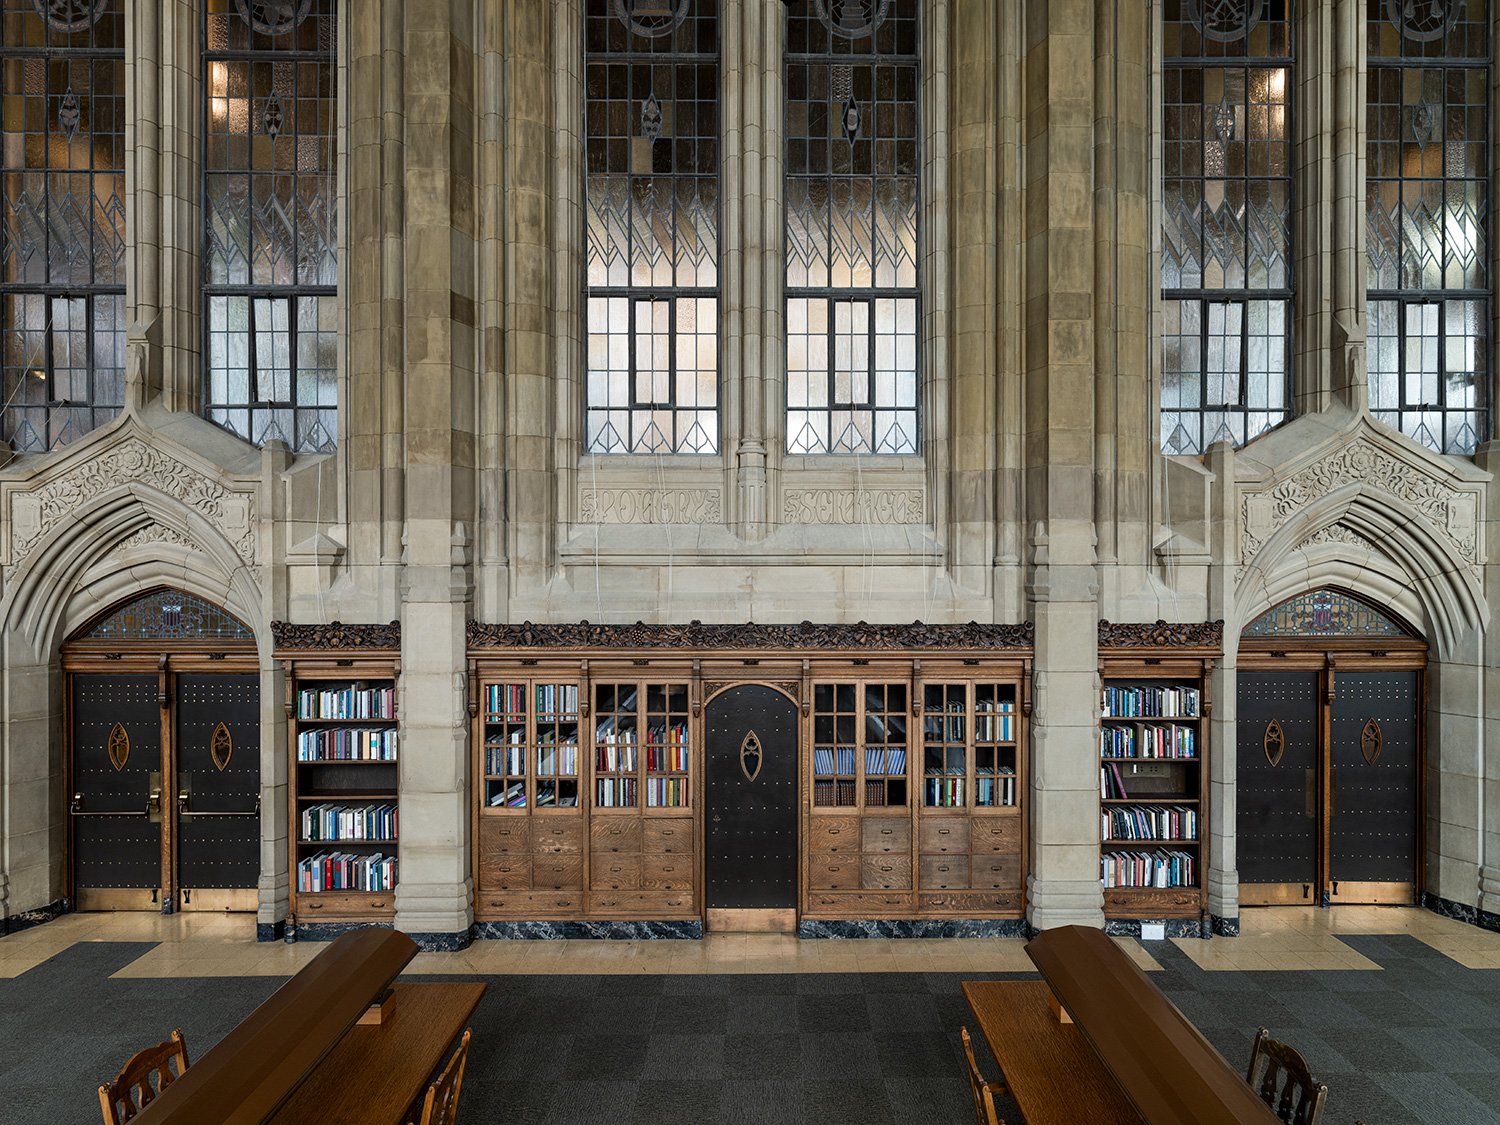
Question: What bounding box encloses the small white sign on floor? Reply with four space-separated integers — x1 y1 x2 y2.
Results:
1140 922 1166 941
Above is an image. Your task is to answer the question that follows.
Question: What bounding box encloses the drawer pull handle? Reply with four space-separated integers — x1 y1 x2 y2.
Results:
307 902 323 910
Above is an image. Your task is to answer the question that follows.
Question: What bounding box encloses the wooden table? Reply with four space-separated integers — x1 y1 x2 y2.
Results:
962 980 1146 1125
267 981 486 1125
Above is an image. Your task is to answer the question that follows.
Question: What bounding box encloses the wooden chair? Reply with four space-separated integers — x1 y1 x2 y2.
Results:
409 1028 472 1125
961 1026 1007 1125
1245 1026 1328 1125
98 1027 190 1124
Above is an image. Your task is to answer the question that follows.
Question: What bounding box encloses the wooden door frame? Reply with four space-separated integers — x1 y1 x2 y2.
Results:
1238 638 1427 907
63 644 259 912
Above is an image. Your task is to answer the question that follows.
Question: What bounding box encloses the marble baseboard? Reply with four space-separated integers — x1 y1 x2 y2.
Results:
1211 914 1240 937
411 931 473 952
473 920 703 940
1103 917 1207 940
1423 891 1500 934
0 897 69 936
291 920 395 943
255 920 286 944
797 919 1028 939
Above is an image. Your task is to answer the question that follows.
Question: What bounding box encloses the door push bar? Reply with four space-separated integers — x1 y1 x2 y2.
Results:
70 789 157 818
177 784 260 819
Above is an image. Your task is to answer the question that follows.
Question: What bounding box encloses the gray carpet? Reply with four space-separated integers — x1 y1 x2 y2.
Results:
3 932 1499 1123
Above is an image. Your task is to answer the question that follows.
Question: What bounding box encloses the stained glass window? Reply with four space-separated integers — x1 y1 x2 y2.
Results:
0 0 124 453
1242 587 1411 638
584 0 719 455
78 587 255 641
203 0 337 453
785 0 918 456
1366 0 1488 455
1160 0 1293 454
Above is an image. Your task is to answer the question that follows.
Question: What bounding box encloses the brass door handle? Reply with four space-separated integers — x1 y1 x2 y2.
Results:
69 792 149 818
147 787 162 822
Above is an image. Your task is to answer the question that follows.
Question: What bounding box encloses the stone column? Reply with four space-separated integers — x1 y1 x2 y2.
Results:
1023 0 1103 931
1328 0 1367 410
0 640 61 922
1203 441 1239 930
1471 442 1500 922
393 0 478 945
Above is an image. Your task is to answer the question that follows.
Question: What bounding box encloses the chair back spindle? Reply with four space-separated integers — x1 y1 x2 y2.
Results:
412 1027 472 1125
98 1028 191 1125
961 1026 1006 1125
1245 1026 1328 1125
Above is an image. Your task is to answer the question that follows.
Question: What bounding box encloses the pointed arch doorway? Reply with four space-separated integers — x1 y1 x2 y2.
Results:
64 588 261 913
1237 588 1426 907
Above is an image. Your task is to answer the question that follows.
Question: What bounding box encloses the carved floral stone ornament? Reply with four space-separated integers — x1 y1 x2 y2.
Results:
1186 0 1264 42
468 620 1036 652
1360 718 1383 765
740 731 764 782
272 621 401 651
1097 620 1225 649
32 0 109 32
211 722 234 773
107 722 129 771
1263 719 1285 767
1385 0 1464 41
613 0 691 38
814 0 892 38
234 0 311 36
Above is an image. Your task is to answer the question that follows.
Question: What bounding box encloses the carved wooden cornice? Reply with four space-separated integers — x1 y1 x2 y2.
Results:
271 620 401 651
1097 619 1223 650
466 620 1035 652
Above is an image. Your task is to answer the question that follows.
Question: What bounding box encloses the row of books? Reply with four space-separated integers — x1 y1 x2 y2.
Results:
865 747 908 775
300 802 398 843
975 773 1017 806
297 728 398 761
645 778 688 806
486 727 581 746
645 744 689 772
974 700 1016 742
488 781 526 808
596 778 638 807
1102 686 1200 719
298 686 396 721
485 745 581 777
596 745 637 772
812 778 859 806
1102 804 1198 842
813 747 858 775
1100 850 1196 889
298 851 397 893
484 683 581 717
1100 724 1197 759
486 781 580 808
925 777 966 807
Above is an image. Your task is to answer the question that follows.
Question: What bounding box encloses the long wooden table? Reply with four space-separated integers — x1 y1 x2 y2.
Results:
268 981 485 1124
963 981 1146 1125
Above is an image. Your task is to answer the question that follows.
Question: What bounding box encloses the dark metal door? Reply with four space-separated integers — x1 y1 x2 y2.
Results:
71 675 161 899
704 685 799 911
1237 671 1320 905
1328 670 1419 903
176 674 261 899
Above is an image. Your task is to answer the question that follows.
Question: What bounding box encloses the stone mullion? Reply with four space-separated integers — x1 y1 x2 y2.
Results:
921 0 956 583
1330 0 1366 410
757 2 785 526
1023 0 1103 931
394 0 478 943
1293 0 1334 417
994 0 1024 617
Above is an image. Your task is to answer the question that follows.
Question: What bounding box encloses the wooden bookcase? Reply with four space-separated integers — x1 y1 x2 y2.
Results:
469 658 698 922
803 659 1030 921
1097 621 1221 922
273 622 402 926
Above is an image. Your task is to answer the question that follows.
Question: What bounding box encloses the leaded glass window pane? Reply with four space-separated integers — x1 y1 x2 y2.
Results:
584 0 720 455
1242 587 1411 638
785 0 919 457
203 0 337 454
1366 0 1488 455
78 587 255 641
0 0 124 453
1161 0 1292 455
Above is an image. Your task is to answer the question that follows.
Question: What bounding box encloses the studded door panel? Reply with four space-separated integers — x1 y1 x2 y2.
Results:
176 674 261 890
72 675 160 889
1236 671 1319 890
1329 670 1419 890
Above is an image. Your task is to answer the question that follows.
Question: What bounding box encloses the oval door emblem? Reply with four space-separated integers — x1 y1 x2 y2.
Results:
211 721 234 772
1360 718 1383 764
107 722 130 771
740 730 763 782
1263 719 1285 767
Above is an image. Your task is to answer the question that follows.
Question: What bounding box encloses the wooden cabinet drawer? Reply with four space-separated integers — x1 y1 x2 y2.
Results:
808 817 861 854
480 891 584 915
590 855 642 890
479 816 531 854
919 855 970 889
296 891 393 916
1103 887 1201 915
532 819 584 854
918 818 971 854
804 892 913 913
862 817 911 854
860 855 912 890
918 891 1019 914
479 856 531 892
590 817 643 853
641 854 694 890
643 818 695 854
970 855 1021 890
970 815 1020 854
531 854 584 890
808 854 861 891
589 891 694 915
